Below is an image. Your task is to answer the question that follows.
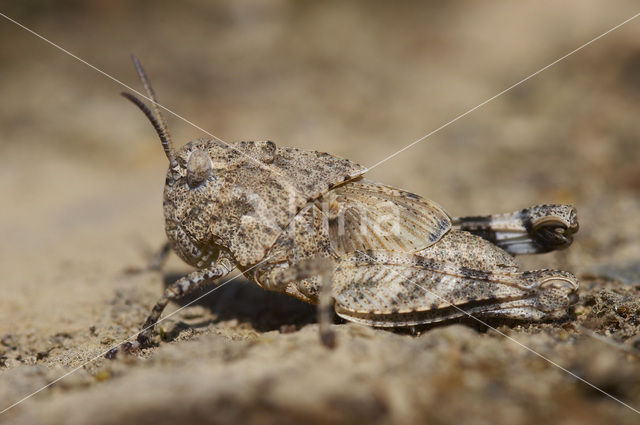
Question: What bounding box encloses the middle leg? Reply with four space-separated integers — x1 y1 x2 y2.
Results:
259 257 337 348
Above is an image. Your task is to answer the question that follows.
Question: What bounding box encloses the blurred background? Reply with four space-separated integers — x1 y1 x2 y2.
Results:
1 1 640 424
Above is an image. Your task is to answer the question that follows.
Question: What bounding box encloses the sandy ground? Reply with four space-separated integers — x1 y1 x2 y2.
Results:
1 1 640 424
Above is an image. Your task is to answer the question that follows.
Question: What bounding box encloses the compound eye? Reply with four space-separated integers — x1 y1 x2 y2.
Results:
186 149 212 188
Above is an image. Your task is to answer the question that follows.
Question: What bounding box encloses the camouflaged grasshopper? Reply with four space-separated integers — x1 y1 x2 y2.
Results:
112 56 579 354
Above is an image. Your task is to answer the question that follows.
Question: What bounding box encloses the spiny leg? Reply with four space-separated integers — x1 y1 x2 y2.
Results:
137 256 234 346
107 254 234 358
331 250 578 327
452 204 578 255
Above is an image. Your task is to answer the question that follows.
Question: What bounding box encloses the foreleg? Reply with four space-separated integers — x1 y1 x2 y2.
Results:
148 241 172 271
107 253 234 358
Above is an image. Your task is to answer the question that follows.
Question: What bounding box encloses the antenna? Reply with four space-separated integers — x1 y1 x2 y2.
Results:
125 55 177 168
121 92 178 168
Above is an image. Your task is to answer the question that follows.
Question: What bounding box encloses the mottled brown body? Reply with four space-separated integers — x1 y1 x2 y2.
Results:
164 138 364 269
108 57 579 356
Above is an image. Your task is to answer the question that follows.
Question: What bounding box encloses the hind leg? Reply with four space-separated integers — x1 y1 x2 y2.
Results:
452 204 578 255
331 250 578 327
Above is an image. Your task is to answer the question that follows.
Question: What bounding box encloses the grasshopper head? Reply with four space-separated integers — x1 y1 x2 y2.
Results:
122 56 225 268
160 139 232 267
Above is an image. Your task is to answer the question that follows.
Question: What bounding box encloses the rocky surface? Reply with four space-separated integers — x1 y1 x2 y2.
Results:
1 1 640 424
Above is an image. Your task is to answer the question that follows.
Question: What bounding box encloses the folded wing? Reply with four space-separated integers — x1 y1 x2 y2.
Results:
323 179 451 255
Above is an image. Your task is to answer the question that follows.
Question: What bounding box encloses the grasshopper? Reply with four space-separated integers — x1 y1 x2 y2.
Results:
110 56 579 355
